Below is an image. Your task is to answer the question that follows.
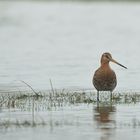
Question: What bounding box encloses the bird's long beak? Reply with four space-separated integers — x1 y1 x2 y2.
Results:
110 58 127 69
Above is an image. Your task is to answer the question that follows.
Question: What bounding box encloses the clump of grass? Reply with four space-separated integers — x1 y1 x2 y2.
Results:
0 81 140 109
0 90 140 109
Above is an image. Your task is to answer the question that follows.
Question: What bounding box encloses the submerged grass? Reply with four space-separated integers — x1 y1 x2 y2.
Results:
0 88 140 129
1 90 140 108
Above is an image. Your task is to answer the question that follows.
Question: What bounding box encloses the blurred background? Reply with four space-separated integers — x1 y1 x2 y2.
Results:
0 0 140 92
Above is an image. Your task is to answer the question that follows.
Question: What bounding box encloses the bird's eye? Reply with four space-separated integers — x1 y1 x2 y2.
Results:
105 55 109 59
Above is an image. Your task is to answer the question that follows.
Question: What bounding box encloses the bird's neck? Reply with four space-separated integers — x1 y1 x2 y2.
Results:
100 62 111 69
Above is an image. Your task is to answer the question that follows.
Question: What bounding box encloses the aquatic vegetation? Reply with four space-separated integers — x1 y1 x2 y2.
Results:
0 89 140 130
0 90 140 108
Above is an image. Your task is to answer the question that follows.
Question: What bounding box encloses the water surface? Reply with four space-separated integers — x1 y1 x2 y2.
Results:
1 102 140 140
0 1 140 91
0 2 140 140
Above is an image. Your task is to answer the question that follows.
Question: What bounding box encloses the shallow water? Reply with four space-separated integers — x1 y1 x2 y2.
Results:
1 101 140 140
0 1 140 91
0 91 140 140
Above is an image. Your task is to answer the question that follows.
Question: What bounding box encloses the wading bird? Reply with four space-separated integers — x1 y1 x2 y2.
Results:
93 52 127 101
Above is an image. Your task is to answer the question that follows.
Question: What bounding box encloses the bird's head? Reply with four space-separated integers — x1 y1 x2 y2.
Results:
101 52 127 69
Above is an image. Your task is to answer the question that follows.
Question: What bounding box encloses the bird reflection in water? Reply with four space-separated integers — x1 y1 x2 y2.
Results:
93 105 116 140
94 105 116 123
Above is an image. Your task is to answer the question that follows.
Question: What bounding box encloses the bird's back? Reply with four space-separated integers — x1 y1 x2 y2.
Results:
93 67 117 91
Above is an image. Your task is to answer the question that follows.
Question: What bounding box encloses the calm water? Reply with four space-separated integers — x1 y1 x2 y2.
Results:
0 1 140 91
1 102 140 140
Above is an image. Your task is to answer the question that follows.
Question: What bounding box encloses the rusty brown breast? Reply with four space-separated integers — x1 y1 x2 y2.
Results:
93 64 117 91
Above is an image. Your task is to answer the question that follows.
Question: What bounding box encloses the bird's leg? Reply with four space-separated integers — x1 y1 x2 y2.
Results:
110 91 113 101
97 91 99 107
110 91 113 106
97 91 99 102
